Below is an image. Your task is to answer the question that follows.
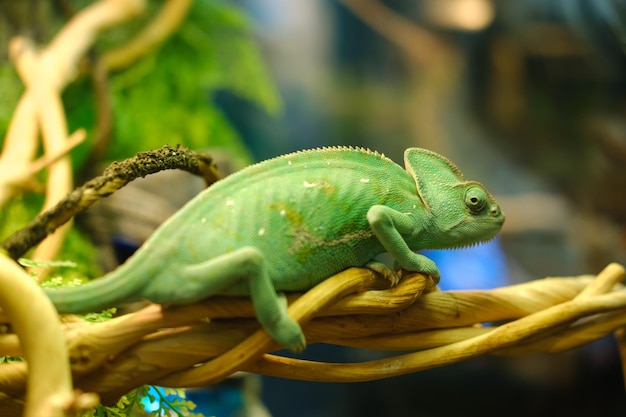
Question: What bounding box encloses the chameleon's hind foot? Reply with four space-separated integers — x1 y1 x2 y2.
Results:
177 247 308 352
270 316 306 353
264 293 306 352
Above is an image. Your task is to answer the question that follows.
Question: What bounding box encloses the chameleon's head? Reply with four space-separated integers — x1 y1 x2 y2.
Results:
404 148 505 249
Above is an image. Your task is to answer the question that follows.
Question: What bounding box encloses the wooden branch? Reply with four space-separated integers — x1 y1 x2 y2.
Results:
0 263 623 414
102 0 194 71
0 130 85 193
0 254 98 417
252 281 626 383
339 0 452 70
339 0 462 156
0 0 149 270
153 267 423 388
1 0 148 200
1 145 219 261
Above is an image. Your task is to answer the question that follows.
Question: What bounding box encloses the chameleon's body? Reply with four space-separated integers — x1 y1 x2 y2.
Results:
45 147 504 351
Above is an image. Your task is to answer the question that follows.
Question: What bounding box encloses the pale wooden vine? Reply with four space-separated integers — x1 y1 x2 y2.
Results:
0 260 624 414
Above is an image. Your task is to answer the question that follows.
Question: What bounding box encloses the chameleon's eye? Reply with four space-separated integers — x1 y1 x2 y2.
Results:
465 186 487 214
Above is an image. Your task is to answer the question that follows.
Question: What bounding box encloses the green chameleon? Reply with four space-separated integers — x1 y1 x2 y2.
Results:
45 147 504 352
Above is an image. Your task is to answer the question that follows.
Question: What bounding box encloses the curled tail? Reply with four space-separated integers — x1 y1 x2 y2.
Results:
44 260 148 314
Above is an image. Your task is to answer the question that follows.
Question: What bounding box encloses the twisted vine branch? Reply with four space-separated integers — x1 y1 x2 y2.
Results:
0 262 624 413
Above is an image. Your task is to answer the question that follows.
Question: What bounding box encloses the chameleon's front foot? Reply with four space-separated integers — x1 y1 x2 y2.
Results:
367 206 441 283
365 260 401 286
408 254 441 283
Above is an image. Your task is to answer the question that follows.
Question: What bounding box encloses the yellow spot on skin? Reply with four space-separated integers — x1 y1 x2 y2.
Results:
303 181 317 188
258 227 266 236
360 178 370 183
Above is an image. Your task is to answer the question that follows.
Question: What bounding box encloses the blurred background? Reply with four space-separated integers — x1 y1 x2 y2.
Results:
2 0 626 416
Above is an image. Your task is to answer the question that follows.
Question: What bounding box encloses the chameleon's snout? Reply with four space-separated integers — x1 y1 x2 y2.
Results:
488 204 506 231
490 204 504 220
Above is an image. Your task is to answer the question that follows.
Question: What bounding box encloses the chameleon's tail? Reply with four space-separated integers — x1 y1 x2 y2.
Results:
44 259 148 314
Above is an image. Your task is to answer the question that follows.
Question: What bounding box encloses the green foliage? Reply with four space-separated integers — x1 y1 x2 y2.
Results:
82 386 205 417
0 194 42 242
0 355 23 364
0 2 277 415
65 0 281 167
0 65 23 136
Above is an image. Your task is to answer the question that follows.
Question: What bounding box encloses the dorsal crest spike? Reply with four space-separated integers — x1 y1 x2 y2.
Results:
281 145 393 163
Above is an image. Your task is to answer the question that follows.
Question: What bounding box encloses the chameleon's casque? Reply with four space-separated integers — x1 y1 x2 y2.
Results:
45 146 504 351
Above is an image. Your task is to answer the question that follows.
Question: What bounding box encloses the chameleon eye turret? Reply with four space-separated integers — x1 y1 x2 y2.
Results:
465 186 488 214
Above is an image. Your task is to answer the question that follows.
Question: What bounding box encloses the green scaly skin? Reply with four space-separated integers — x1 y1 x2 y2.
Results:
45 147 505 351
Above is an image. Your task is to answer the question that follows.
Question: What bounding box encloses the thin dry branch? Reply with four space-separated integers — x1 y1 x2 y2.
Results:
339 0 463 156
0 130 85 192
1 145 219 260
102 0 194 71
339 0 450 69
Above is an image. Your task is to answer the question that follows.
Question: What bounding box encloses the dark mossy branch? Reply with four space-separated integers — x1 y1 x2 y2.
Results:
1 144 220 260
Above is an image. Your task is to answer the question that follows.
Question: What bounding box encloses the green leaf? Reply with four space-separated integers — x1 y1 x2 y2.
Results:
0 64 23 138
64 0 280 168
17 258 77 269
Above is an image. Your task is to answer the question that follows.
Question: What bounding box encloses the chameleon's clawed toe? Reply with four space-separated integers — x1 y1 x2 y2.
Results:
365 260 401 287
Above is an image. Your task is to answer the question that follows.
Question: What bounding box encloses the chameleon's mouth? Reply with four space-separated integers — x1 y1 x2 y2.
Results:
445 214 505 249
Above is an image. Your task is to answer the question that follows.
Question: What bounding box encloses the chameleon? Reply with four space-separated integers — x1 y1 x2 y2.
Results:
45 146 505 352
